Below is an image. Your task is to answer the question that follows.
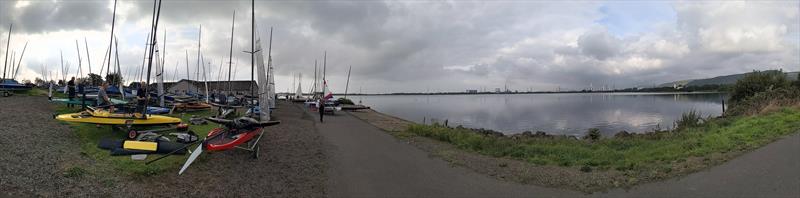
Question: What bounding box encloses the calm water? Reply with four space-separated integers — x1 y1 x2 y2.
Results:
350 92 728 136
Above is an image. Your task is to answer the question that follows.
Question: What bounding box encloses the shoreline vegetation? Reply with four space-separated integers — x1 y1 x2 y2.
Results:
349 70 800 193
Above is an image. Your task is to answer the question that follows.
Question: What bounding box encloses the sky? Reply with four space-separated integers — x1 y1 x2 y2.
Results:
0 0 798 93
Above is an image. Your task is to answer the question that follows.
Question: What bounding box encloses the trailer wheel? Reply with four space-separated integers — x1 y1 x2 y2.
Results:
251 144 259 159
127 130 138 139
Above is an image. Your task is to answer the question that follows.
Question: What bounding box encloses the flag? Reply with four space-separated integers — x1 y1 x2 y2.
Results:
323 80 333 100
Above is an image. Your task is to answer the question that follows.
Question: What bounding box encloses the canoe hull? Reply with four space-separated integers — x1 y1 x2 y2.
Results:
204 127 261 151
55 112 181 125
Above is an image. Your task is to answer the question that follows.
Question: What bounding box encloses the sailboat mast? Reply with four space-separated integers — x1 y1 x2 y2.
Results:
250 0 255 98
162 29 166 74
2 24 11 80
143 0 163 116
59 50 64 83
75 40 82 78
99 44 109 76
138 32 151 83
9 51 14 79
197 25 201 95
13 42 27 79
313 60 317 94
227 11 235 94
84 38 91 75
267 26 273 103
106 0 117 80
114 36 124 98
344 65 351 99
185 50 189 94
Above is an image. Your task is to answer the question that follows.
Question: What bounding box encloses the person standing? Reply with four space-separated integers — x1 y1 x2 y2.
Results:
136 81 147 117
77 79 85 109
318 98 325 123
97 82 114 112
67 77 76 108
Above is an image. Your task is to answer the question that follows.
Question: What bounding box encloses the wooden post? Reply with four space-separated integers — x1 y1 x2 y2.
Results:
722 99 725 113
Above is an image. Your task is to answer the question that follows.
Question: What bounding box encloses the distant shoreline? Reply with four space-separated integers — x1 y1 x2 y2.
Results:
284 91 727 96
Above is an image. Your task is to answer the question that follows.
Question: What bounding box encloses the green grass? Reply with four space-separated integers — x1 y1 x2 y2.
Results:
55 105 220 176
405 107 800 172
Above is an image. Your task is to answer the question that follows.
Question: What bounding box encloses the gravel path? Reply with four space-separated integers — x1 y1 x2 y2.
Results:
1 96 326 197
304 106 580 197
0 96 105 197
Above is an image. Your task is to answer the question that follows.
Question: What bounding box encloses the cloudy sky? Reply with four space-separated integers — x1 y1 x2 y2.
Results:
1 0 798 93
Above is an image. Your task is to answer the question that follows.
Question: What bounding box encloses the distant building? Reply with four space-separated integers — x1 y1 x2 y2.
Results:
151 79 258 95
466 89 478 93
495 88 501 93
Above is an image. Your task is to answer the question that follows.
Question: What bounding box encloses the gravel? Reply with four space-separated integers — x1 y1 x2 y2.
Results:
0 96 326 197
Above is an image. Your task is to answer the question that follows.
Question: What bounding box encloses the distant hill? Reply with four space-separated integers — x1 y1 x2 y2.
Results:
658 70 798 88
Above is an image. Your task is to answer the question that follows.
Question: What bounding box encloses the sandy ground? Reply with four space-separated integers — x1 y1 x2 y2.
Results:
0 96 326 197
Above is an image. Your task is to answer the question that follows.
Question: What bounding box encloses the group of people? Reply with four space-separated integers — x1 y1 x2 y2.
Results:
64 78 149 117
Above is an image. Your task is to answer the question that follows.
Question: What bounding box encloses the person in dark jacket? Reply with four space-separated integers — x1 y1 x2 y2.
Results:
77 79 85 109
136 82 147 116
67 77 76 107
318 98 324 123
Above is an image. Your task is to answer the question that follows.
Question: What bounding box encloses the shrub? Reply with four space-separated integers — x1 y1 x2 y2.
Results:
794 73 800 88
726 87 800 116
730 70 790 103
675 110 703 130
614 130 633 138
584 128 601 141
337 98 355 105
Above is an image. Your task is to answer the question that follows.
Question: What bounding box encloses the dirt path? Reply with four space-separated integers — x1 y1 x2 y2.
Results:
1 96 326 197
307 106 800 198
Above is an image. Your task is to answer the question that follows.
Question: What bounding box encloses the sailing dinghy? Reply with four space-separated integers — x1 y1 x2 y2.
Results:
56 106 181 125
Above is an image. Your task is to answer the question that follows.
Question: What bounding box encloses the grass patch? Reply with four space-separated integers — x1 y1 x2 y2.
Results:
405 107 800 173
55 105 220 176
63 166 87 178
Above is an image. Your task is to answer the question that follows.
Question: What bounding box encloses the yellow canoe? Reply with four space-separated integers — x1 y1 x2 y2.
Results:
55 109 181 125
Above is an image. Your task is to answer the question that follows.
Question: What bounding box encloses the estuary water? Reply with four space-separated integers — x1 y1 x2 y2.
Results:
349 92 728 136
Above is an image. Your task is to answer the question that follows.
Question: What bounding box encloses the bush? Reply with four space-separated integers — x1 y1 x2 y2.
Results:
584 128 601 141
337 98 355 105
730 70 790 103
726 88 800 116
675 110 703 130
794 73 800 88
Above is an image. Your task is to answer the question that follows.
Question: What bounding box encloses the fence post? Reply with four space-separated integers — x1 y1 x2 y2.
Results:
722 99 725 113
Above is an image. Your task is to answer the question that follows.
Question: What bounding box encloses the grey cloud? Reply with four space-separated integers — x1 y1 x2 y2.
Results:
2 1 109 34
3 1 798 93
578 29 621 60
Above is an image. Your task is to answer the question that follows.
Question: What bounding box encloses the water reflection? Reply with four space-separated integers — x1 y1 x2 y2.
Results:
351 92 727 136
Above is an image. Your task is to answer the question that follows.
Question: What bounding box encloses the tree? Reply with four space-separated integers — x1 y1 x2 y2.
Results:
105 73 123 86
34 77 45 86
87 73 103 86
129 82 142 88
795 73 800 88
730 70 790 103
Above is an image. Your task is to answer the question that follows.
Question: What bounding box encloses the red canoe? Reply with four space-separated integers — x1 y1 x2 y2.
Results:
203 127 262 151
